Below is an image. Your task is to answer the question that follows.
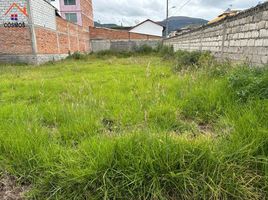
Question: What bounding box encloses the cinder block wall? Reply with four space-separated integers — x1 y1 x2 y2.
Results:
164 2 268 66
31 0 57 30
91 40 161 52
89 27 162 52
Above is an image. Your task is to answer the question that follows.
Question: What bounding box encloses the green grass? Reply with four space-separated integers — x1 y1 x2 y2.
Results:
0 54 267 199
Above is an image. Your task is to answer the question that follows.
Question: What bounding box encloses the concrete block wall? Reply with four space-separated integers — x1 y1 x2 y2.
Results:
110 40 160 52
31 0 57 30
89 26 162 53
164 2 268 66
91 40 161 52
91 40 111 52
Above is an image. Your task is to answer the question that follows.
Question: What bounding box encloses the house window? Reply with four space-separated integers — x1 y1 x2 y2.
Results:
65 13 78 23
64 0 76 5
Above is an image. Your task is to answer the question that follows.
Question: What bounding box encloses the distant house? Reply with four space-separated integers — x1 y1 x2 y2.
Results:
129 19 164 37
169 24 202 37
208 9 241 24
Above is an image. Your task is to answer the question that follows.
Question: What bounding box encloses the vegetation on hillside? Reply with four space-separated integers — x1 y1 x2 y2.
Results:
0 49 267 199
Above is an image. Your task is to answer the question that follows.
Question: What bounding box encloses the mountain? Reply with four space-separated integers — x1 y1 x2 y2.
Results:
94 21 120 28
94 16 208 33
159 16 208 33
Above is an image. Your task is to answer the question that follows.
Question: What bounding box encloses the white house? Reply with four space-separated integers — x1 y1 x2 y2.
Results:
129 19 164 37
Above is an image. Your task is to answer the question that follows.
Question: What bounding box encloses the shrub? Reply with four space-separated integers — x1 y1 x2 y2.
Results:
134 44 154 54
156 43 175 59
174 51 203 71
228 67 268 102
206 62 231 78
197 51 215 67
67 51 87 60
95 50 132 58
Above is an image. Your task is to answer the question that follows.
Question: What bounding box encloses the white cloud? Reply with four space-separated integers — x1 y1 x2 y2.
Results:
92 0 263 25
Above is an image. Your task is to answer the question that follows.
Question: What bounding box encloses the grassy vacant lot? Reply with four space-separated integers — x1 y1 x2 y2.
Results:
0 52 267 199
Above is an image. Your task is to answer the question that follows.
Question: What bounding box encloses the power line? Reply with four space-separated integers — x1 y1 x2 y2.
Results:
166 0 192 37
170 0 192 16
179 0 192 10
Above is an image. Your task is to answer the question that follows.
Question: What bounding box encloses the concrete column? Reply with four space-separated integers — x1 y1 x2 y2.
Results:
77 25 80 51
221 20 228 57
67 22 71 52
26 0 38 56
199 30 204 51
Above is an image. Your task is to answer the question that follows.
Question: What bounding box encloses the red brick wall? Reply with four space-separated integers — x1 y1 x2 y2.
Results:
35 17 90 54
89 27 161 40
81 0 94 27
0 27 32 55
35 28 59 54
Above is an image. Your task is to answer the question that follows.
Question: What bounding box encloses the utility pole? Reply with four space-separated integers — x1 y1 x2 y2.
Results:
166 0 169 37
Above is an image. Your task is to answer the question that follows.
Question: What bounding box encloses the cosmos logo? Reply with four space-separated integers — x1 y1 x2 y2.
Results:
3 3 28 28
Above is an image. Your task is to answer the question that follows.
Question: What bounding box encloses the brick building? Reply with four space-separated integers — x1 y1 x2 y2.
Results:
47 0 93 27
0 0 93 64
0 0 163 64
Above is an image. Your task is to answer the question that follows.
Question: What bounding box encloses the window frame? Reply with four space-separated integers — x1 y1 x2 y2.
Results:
64 0 76 5
65 13 78 23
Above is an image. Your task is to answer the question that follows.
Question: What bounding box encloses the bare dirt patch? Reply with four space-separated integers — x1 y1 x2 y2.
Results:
0 174 29 200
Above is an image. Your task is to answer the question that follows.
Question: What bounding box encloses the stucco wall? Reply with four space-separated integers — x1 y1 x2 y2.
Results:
164 2 268 66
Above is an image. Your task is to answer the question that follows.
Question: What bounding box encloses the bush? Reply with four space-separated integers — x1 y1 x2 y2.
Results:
95 50 132 58
206 62 231 78
134 44 154 54
171 50 232 76
94 44 155 58
174 51 203 71
228 67 268 102
156 43 175 59
67 51 87 60
197 51 216 67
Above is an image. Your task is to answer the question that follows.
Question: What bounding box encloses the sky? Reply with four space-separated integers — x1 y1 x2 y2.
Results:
93 0 264 26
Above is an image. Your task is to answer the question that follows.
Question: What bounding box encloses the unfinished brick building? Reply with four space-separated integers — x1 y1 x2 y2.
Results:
0 0 93 64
